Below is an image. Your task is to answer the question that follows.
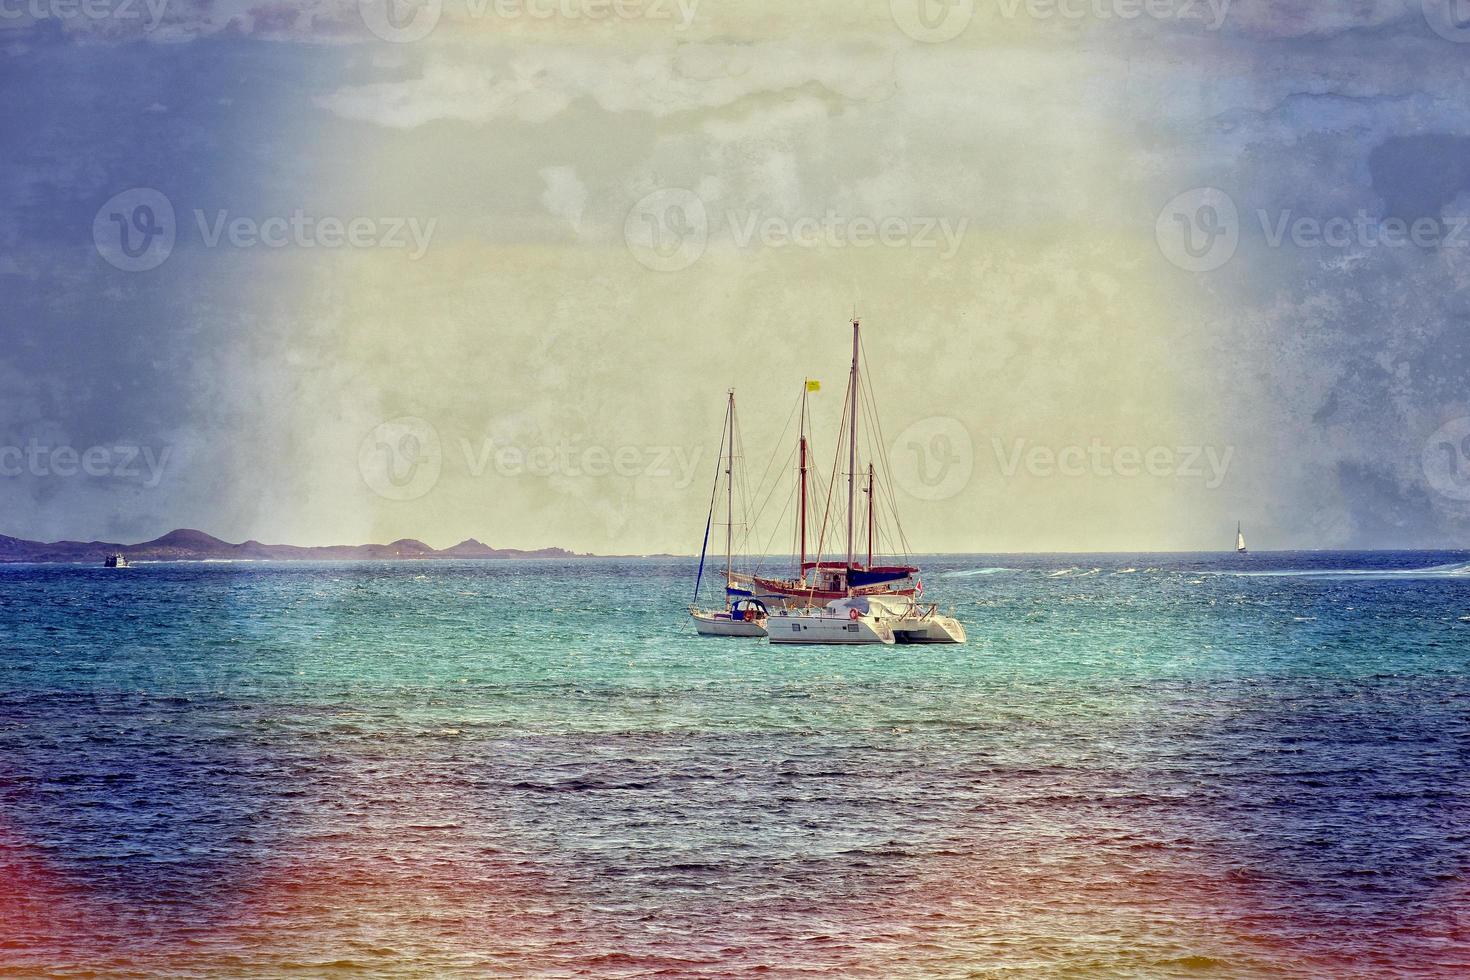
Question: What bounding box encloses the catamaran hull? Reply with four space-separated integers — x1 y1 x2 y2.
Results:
892 615 966 644
767 612 895 645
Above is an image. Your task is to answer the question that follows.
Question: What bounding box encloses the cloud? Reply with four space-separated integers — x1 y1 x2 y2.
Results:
540 165 587 233
315 41 897 128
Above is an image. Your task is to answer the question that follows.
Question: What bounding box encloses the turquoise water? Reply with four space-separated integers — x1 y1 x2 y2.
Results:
2 554 1468 976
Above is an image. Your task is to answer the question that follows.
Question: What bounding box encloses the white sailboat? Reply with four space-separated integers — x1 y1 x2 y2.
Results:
769 316 963 646
690 390 769 638
1236 522 1248 555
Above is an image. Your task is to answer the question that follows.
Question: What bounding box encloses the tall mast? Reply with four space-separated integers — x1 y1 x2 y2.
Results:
866 462 874 568
725 389 734 588
798 383 808 580
845 317 859 587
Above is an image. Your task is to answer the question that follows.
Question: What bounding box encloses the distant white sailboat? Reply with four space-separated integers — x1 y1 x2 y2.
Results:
689 390 769 638
1236 522 1248 554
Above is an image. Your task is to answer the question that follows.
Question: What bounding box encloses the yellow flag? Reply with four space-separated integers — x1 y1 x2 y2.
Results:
806 379 821 392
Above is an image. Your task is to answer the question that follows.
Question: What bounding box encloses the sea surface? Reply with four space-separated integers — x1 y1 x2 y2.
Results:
2 553 1469 978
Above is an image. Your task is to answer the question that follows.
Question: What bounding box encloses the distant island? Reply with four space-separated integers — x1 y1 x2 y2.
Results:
0 528 608 564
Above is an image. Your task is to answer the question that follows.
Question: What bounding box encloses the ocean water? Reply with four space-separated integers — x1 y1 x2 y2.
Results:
2 553 1469 977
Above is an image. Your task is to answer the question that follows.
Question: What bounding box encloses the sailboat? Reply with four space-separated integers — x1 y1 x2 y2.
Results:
689 390 769 637
767 316 964 646
728 377 919 609
1235 522 1248 554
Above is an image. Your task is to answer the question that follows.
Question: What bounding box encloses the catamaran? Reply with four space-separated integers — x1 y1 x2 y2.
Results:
1236 522 1248 554
689 390 769 637
766 317 965 646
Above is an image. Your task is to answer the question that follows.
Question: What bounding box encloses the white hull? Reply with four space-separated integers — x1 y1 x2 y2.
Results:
767 609 895 645
892 612 966 644
690 608 768 637
843 594 966 645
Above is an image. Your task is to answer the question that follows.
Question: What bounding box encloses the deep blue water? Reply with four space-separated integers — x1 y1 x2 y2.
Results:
1 553 1468 976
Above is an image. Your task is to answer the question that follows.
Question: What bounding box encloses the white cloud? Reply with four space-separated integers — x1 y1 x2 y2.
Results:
316 41 897 128
540 165 588 233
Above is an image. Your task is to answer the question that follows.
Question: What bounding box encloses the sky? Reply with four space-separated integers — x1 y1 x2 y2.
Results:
2 0 1470 554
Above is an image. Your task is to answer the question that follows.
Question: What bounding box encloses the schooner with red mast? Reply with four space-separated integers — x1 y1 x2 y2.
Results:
728 316 921 608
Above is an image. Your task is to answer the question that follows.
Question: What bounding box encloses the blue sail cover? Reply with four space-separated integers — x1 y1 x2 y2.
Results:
848 566 916 587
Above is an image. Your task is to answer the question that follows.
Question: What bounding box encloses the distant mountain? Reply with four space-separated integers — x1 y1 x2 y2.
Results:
0 529 585 564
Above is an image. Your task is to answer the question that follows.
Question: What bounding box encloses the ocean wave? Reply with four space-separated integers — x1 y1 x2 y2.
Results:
1213 560 1470 580
942 567 1016 577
